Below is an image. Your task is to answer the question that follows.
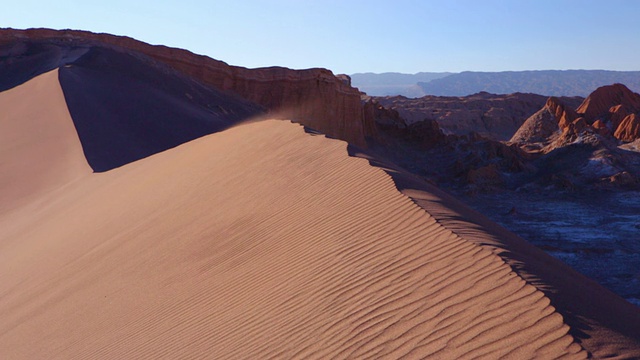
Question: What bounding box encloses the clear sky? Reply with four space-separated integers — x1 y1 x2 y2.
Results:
3 0 640 74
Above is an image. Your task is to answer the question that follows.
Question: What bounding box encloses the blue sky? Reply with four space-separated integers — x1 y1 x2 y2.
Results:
3 0 640 74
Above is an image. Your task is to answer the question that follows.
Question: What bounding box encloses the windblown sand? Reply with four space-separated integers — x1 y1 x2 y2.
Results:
0 72 591 358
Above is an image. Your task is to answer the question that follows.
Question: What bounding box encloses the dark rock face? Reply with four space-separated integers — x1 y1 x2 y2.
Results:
0 28 374 147
404 119 447 148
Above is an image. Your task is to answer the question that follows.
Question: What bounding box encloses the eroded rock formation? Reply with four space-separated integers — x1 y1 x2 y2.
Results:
615 114 640 142
374 92 583 141
510 97 578 145
512 84 640 148
576 83 640 120
576 84 640 142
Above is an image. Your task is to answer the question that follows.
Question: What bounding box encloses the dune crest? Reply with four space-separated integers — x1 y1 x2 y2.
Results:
0 68 90 215
0 120 585 359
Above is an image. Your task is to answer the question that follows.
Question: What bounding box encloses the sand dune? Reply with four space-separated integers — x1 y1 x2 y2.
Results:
2 68 639 358
0 69 91 215
1 109 588 358
369 163 640 358
58 46 262 172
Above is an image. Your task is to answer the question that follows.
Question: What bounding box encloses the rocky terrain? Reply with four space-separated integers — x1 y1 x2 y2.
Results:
513 84 640 149
369 83 640 190
507 84 640 191
367 83 640 306
372 92 583 141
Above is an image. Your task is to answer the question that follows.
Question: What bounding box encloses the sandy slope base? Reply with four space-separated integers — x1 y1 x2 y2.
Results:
0 110 586 358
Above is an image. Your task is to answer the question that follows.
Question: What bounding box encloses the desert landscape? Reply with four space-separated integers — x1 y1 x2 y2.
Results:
364 80 640 308
1 25 640 360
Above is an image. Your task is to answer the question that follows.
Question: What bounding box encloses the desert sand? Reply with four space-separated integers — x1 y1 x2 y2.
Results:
0 70 638 359
0 69 91 214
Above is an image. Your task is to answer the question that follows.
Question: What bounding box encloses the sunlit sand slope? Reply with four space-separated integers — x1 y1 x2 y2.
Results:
0 69 91 215
396 178 640 358
0 118 585 359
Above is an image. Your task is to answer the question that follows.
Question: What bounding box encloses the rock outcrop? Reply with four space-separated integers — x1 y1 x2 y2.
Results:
576 83 640 121
374 92 583 141
404 118 447 148
0 28 374 147
615 114 640 142
575 84 640 142
510 97 578 145
512 84 640 148
546 97 579 130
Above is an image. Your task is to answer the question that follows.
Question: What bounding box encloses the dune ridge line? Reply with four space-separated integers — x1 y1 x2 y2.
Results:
0 78 587 358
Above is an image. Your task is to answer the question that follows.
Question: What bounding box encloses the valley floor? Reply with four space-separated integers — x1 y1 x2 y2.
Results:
454 189 640 307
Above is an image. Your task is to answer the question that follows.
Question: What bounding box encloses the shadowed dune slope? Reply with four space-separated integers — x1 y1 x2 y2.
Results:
58 46 263 172
1 40 263 172
0 119 586 359
0 41 88 92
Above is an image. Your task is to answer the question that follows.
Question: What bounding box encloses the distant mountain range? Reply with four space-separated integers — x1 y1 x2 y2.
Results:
352 70 640 97
350 72 450 97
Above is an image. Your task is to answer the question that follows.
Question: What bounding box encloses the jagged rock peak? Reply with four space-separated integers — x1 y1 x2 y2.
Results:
545 96 578 130
576 83 640 120
513 84 640 146
574 83 640 142
510 97 576 145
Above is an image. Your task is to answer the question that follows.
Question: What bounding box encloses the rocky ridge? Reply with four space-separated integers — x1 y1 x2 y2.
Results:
374 92 583 141
0 28 375 147
512 84 640 149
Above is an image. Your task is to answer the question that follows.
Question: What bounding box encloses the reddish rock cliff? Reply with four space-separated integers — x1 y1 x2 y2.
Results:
0 28 374 147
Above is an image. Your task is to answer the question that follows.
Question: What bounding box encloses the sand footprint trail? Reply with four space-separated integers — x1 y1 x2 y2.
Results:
0 78 585 360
